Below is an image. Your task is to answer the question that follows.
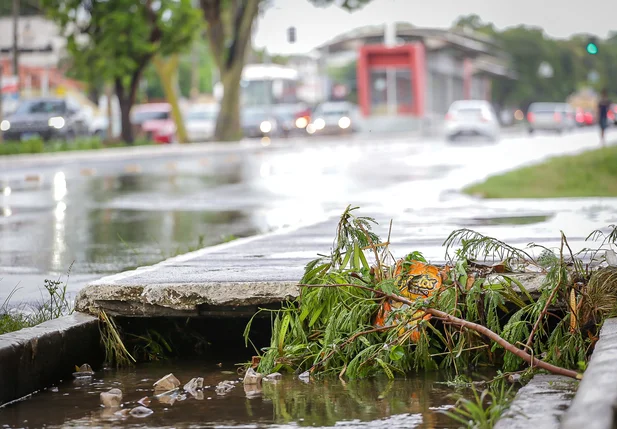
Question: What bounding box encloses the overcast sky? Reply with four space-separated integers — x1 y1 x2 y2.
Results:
254 0 615 54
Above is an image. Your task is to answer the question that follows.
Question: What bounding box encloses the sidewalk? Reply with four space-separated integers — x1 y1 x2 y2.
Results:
75 131 614 316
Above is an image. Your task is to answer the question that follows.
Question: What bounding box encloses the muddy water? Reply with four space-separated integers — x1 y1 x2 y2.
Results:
0 360 472 428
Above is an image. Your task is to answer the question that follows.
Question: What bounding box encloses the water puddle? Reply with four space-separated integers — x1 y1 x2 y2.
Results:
0 360 471 428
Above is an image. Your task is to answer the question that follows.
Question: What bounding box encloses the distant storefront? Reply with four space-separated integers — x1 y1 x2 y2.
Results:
316 23 517 119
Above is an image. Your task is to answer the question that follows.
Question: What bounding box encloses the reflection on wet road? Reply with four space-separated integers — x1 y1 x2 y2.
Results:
0 130 615 303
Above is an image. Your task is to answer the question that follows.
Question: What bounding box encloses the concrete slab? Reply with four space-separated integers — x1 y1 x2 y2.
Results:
560 318 617 429
0 312 102 406
75 211 548 317
494 374 577 429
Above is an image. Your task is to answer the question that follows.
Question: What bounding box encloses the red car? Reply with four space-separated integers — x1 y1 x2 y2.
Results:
131 103 176 144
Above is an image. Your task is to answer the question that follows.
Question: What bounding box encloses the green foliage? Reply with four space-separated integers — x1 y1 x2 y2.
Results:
0 271 74 335
0 137 153 156
41 0 200 86
444 382 514 429
247 207 614 383
464 146 617 199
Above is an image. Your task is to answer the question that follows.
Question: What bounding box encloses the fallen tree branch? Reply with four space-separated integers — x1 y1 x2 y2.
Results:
300 283 582 380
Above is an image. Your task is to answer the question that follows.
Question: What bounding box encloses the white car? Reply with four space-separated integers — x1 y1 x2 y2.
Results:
444 100 500 142
186 104 218 142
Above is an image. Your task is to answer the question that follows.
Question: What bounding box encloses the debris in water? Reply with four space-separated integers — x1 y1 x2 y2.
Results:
155 390 179 406
183 377 204 394
72 363 94 379
129 406 154 418
264 372 282 382
298 371 310 383
215 380 235 396
137 397 151 407
114 409 131 418
153 373 181 393
244 383 262 399
49 387 59 393
243 368 263 386
100 388 122 408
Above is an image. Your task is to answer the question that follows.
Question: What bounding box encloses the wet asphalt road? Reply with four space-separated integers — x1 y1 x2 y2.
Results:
0 128 615 305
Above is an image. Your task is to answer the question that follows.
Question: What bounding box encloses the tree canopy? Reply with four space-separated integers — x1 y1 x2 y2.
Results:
41 0 200 142
453 14 617 108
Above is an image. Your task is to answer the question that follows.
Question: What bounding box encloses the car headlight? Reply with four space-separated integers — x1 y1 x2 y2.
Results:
295 117 308 129
314 118 325 130
260 121 272 133
48 116 66 129
306 124 316 134
338 116 351 129
0 120 9 131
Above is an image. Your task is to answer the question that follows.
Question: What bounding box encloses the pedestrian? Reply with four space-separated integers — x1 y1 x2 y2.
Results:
598 88 611 146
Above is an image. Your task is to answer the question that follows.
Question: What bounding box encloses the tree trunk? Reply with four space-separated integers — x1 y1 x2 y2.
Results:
153 54 188 143
215 64 244 141
201 0 261 142
115 75 141 144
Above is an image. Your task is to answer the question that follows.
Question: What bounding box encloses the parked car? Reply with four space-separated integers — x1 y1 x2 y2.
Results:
0 97 88 141
241 106 280 138
306 101 358 135
527 102 576 134
444 100 500 141
131 103 175 143
186 104 218 142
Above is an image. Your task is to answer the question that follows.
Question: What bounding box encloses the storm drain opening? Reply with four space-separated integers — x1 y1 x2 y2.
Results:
108 307 278 365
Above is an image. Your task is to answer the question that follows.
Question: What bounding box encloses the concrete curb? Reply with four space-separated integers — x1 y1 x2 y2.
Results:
494 374 577 429
560 318 617 429
0 312 102 407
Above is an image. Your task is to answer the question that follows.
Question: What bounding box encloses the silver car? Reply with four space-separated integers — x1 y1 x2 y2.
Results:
527 102 575 134
306 102 358 135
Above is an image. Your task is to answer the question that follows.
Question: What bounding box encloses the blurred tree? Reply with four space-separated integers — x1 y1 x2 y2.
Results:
327 60 358 103
199 0 370 142
41 0 200 143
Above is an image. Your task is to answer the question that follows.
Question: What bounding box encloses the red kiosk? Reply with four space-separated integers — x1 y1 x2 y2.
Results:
356 43 426 118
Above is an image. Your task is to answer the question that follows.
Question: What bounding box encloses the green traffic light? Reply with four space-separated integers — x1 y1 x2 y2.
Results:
587 43 598 55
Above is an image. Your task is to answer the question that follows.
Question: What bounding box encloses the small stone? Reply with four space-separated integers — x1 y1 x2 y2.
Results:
298 371 310 383
153 373 181 393
73 363 94 378
184 377 204 392
100 388 123 408
129 406 154 418
137 397 151 407
243 368 263 386
114 409 131 417
264 372 282 381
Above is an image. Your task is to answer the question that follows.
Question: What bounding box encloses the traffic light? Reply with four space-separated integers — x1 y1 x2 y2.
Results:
586 37 599 55
287 27 296 44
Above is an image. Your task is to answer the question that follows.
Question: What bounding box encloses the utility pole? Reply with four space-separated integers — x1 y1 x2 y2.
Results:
12 0 19 95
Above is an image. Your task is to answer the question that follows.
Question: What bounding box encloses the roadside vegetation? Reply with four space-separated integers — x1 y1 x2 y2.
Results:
0 137 155 156
236 206 616 426
0 276 74 336
464 145 617 198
